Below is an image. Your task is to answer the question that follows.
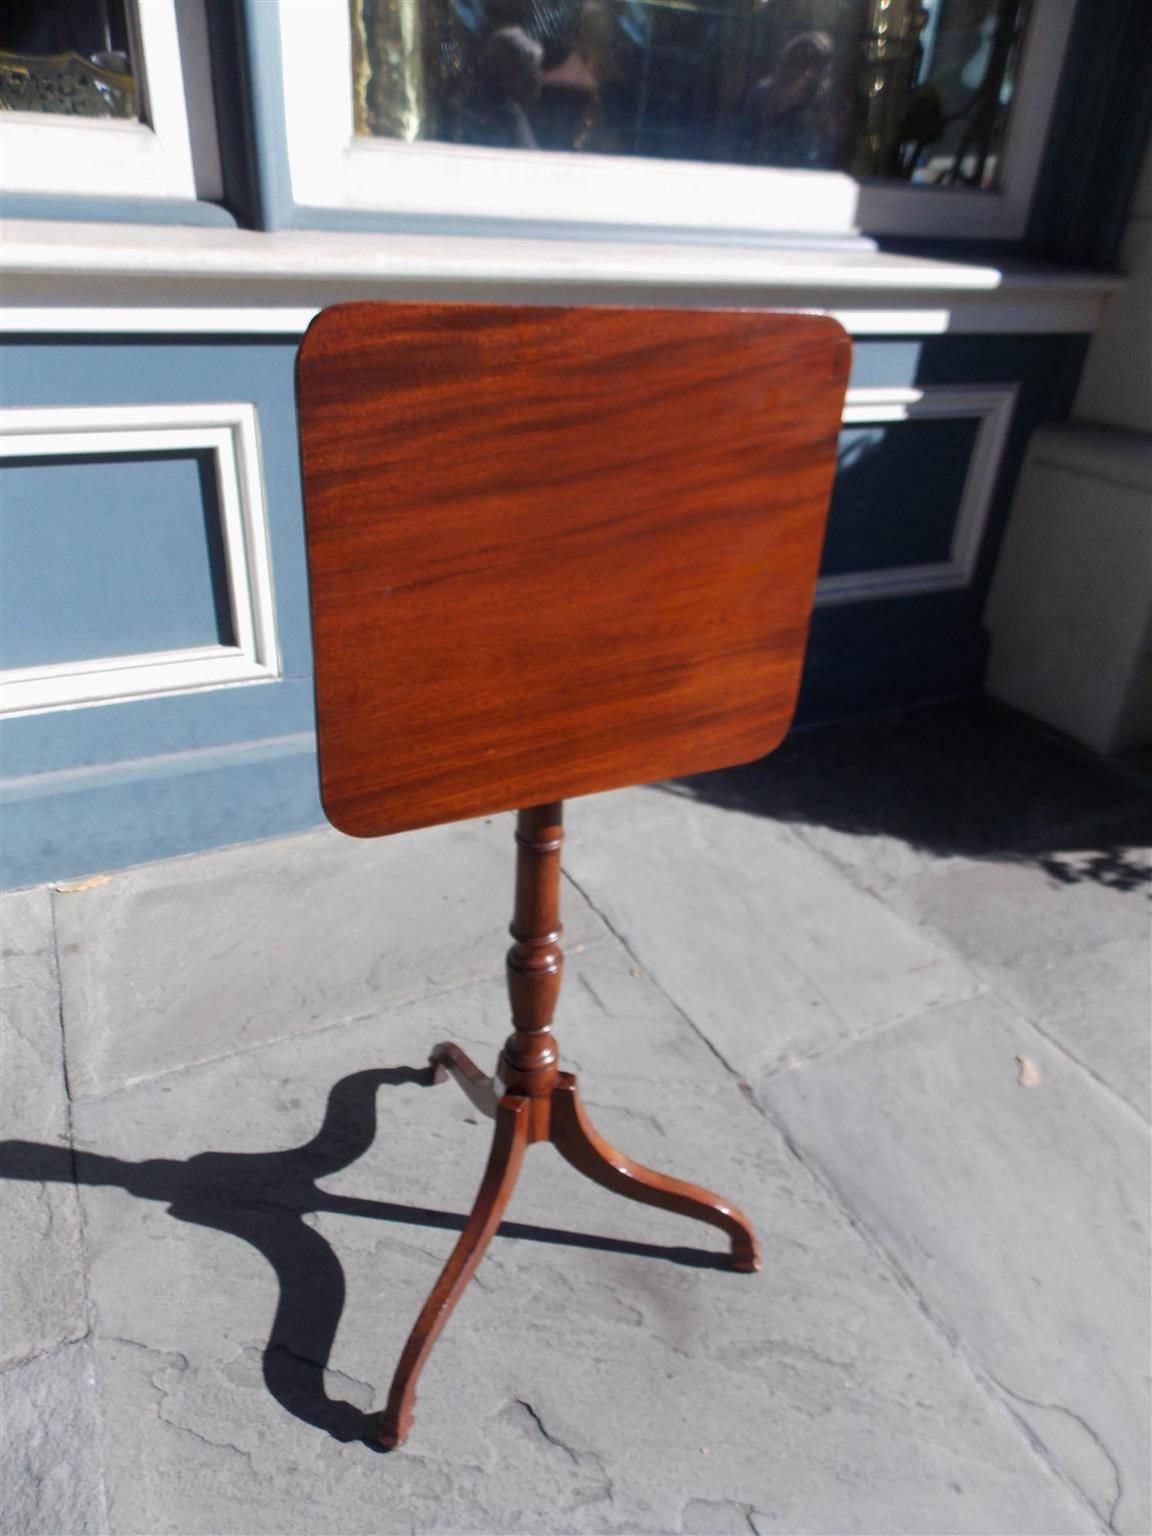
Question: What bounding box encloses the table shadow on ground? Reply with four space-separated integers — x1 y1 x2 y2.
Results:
668 699 1152 894
1 1066 733 1448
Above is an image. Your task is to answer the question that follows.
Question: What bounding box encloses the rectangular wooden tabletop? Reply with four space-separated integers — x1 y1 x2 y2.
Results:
296 303 850 838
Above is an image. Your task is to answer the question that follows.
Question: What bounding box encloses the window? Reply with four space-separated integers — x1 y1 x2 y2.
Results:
0 0 218 202
0 0 138 119
353 0 1024 190
280 0 1073 240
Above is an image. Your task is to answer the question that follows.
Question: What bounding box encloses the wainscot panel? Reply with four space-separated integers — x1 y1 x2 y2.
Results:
2 448 231 668
0 336 321 888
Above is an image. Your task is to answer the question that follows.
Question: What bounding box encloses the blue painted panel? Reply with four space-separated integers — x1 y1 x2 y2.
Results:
0 329 1091 889
0 332 326 886
238 0 296 230
0 734 322 891
847 342 924 391
1 450 232 668
0 677 318 780
0 337 312 716
0 193 234 226
822 417 979 576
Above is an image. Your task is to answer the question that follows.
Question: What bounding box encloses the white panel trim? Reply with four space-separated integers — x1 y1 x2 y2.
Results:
0 403 280 716
278 0 1071 242
0 1 201 200
816 385 1019 607
0 296 1111 338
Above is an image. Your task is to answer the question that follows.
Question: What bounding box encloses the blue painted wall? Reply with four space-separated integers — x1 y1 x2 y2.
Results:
0 329 1089 888
0 336 322 888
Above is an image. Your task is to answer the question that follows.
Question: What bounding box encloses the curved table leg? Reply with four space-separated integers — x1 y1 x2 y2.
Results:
550 1074 761 1273
377 1094 530 1449
429 1041 498 1119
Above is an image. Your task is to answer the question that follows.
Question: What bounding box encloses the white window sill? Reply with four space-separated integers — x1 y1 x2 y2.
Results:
0 219 1124 337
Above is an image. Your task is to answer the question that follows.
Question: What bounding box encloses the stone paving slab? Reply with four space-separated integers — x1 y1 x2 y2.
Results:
663 705 1151 1121
64 945 1094 1536
563 785 979 1077
0 887 87 1368
53 815 608 1099
4 700 1147 1536
757 994 1151 1536
881 836 1151 1120
0 1342 107 1536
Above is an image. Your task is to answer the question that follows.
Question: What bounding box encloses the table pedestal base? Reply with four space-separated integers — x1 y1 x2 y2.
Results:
376 1043 760 1450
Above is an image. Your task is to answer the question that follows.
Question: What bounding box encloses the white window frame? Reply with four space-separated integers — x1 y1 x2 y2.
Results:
816 384 1019 606
279 0 1074 242
0 404 280 717
0 0 216 202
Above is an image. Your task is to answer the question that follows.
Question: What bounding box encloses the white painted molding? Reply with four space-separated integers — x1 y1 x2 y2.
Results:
277 0 1072 243
0 297 1111 337
816 385 1019 607
0 1 205 201
0 219 1123 336
0 403 280 716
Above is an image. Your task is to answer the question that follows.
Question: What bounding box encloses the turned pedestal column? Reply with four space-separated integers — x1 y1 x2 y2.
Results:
378 803 759 1449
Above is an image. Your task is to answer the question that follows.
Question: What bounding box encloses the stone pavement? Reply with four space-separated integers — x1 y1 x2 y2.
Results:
2 700 1148 1536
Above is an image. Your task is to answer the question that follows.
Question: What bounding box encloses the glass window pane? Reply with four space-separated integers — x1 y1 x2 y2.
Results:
351 0 1027 189
0 0 137 119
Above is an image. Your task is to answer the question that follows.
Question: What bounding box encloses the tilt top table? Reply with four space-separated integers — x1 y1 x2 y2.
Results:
296 301 850 1449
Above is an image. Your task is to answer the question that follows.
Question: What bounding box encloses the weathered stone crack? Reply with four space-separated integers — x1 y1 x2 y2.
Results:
507 1398 616 1506
513 1397 581 1464
47 891 113 1536
989 1373 1124 1532
679 1495 766 1534
154 1409 256 1468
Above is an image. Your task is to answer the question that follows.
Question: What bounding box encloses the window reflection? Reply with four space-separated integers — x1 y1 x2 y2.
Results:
352 0 1027 188
0 0 137 119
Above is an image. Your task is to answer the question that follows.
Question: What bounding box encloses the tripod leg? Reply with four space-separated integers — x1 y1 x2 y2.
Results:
429 1041 498 1119
377 1094 530 1449
550 1075 760 1272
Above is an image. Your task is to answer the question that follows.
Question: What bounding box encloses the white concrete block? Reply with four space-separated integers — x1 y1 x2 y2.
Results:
985 425 1152 753
1074 217 1152 436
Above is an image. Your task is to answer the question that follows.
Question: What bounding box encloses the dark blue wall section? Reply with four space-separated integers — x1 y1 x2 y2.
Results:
800 590 989 728
825 419 978 576
2 449 233 667
0 329 1089 887
798 332 1090 728
874 334 1090 599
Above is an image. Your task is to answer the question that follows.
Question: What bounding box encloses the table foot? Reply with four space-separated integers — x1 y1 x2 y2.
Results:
549 1073 761 1272
429 1041 498 1119
376 1094 530 1450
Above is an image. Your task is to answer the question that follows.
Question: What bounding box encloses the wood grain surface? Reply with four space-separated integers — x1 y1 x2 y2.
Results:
296 302 850 837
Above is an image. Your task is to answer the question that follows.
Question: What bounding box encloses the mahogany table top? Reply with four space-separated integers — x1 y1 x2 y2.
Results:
296 302 850 837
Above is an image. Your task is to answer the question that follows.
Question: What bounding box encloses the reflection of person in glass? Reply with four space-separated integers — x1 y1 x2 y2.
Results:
460 25 544 149
744 30 837 170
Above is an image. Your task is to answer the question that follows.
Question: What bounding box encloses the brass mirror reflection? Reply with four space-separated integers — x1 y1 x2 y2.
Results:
351 0 1028 188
